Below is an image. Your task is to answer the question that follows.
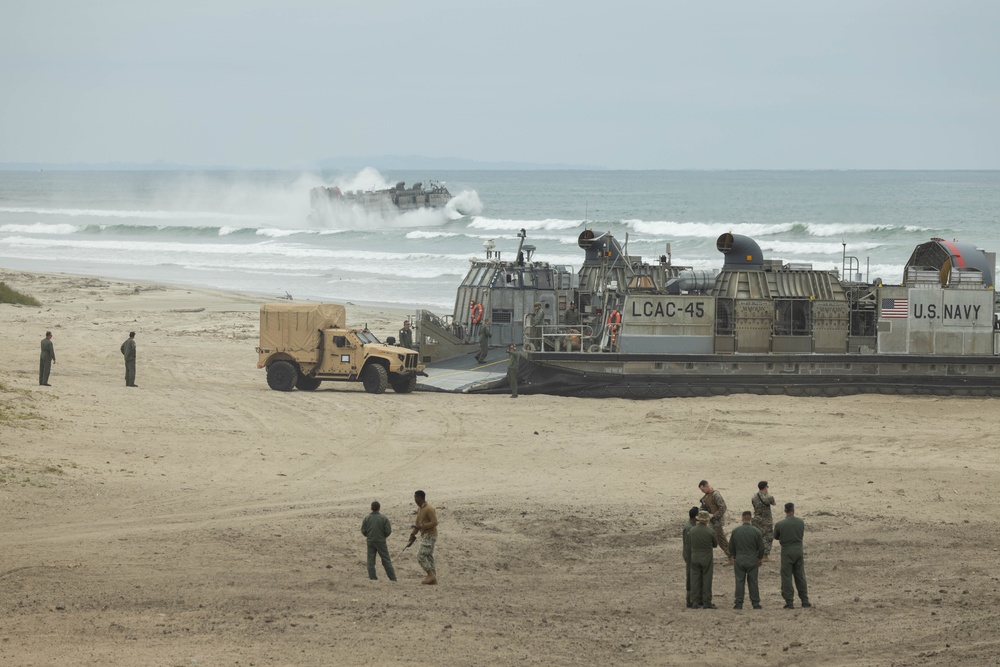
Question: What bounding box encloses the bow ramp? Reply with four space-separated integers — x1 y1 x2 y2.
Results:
415 349 509 393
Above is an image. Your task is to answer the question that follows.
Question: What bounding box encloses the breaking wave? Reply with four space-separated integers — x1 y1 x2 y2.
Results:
0 206 260 222
467 217 583 232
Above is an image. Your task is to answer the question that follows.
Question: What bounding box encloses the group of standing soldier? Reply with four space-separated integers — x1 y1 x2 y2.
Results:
683 479 811 610
37 330 139 388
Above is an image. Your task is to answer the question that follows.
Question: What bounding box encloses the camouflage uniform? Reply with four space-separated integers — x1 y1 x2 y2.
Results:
409 500 439 581
701 490 729 556
417 536 437 573
751 491 776 556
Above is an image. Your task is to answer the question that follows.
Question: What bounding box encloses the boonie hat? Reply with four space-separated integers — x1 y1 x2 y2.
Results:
697 510 711 522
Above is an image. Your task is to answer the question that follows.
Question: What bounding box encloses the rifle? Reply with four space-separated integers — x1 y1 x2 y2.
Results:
398 530 417 557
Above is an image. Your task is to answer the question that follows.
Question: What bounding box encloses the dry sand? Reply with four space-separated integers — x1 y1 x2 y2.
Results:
2 269 999 666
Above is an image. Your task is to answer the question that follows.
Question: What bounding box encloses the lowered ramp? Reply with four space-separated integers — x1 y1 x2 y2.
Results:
416 348 510 393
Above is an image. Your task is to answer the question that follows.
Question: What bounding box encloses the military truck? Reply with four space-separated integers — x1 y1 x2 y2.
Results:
256 303 424 394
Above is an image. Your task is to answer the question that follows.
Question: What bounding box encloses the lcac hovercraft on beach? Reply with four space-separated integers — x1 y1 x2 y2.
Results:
414 229 1000 398
515 231 1000 398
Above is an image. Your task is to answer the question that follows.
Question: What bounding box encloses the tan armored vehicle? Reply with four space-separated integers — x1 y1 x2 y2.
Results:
256 303 424 393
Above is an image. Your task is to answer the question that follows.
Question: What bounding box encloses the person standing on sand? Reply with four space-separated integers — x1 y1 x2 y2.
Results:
698 480 731 562
751 480 776 559
361 501 396 581
689 510 718 609
507 344 519 398
476 317 492 363
681 505 699 608
39 331 55 386
729 511 764 610
120 331 137 387
773 502 811 609
399 320 414 349
407 490 438 584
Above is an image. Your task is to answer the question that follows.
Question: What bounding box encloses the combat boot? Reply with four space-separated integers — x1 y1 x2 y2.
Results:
421 571 437 585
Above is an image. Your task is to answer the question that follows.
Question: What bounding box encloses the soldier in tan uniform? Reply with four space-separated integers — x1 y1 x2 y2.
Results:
407 489 439 585
698 480 731 561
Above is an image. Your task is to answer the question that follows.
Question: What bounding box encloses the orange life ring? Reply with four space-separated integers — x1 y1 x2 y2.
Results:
607 310 621 347
471 302 484 324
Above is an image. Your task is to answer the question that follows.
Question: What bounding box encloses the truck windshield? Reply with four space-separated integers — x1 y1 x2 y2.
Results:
357 331 380 344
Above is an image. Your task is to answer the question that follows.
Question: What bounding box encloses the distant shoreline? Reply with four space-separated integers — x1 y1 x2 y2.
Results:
0 266 417 323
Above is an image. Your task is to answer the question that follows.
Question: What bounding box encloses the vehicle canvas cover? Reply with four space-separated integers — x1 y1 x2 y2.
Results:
259 303 347 352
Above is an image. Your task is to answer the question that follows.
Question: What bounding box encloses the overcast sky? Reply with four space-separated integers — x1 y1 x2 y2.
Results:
2 1 998 169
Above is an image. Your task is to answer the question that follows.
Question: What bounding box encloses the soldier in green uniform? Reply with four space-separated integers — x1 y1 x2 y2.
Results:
729 511 765 609
120 331 137 387
752 480 776 559
476 318 492 363
361 500 396 581
681 506 699 608
689 510 718 609
507 344 519 398
399 320 414 349
698 480 731 561
39 331 55 386
563 302 580 326
773 502 811 609
528 302 545 348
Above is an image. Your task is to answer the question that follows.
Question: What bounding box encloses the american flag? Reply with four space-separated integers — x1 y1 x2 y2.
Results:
881 297 909 319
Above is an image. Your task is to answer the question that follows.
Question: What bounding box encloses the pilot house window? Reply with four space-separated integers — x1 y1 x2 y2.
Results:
491 309 513 324
773 299 812 336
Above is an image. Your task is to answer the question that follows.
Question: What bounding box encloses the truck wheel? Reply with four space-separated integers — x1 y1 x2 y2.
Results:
296 375 321 391
361 364 388 394
390 373 416 393
267 361 297 391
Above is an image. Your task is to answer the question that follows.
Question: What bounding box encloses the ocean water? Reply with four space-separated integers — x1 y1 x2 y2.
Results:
1 169 998 312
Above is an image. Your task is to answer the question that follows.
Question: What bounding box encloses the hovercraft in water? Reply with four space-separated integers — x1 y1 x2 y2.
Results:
310 180 453 216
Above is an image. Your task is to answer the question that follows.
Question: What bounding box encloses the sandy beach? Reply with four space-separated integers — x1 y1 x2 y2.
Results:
2 269 999 666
